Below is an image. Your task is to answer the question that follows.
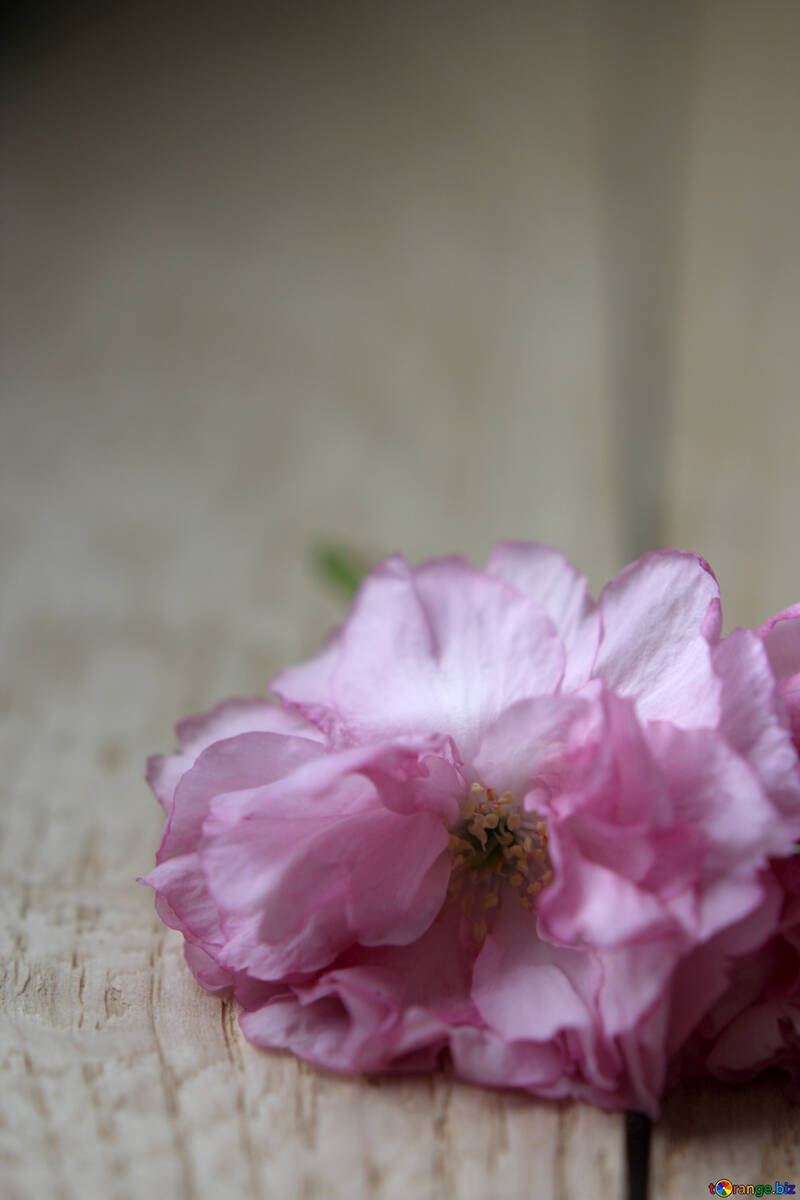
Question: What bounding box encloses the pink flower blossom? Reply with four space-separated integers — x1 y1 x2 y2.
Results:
143 544 800 1114
671 606 800 1094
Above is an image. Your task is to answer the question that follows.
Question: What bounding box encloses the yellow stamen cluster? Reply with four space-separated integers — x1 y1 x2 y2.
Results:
447 782 553 942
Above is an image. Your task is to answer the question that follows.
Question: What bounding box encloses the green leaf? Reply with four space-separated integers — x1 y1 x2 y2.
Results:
312 542 369 602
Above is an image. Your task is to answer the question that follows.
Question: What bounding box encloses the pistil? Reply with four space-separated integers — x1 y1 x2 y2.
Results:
446 781 553 941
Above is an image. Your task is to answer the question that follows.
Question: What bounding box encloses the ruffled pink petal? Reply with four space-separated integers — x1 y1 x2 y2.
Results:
267 635 343 741
144 721 327 987
471 684 604 802
484 541 601 689
760 603 800 655
539 831 674 948
593 551 722 726
146 696 322 812
540 700 784 951
689 939 786 1047
534 693 677 944
760 607 800 746
140 857 232 993
143 852 225 947
645 722 790 873
239 909 473 1071
144 543 800 1110
595 942 677 1040
277 554 565 758
240 992 393 1072
472 899 602 1043
667 860 800 1087
783 677 800 747
611 1018 670 1117
470 899 668 1112
183 942 234 994
158 730 323 861
447 1027 566 1092
200 743 451 978
712 628 800 826
707 1002 800 1076
355 739 463 826
666 872 784 1057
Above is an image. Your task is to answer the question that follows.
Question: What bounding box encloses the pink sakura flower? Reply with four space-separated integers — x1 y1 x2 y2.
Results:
143 544 800 1114
673 605 800 1094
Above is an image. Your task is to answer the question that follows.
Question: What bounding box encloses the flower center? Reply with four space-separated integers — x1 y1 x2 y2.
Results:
447 781 553 942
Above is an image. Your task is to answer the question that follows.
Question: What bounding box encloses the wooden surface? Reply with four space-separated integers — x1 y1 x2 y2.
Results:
1 3 799 1196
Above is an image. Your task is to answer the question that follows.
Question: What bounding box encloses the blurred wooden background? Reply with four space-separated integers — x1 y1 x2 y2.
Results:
2 2 800 1196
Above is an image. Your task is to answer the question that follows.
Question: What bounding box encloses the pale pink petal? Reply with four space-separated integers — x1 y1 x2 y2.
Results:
140 856 232 994
145 724 327 987
355 740 463 826
147 696 322 811
707 1002 800 1076
539 834 675 947
593 551 722 725
612 1017 669 1117
667 875 784 1057
471 684 604 802
158 731 323 861
472 898 702 1113
759 603 800 659
281 554 565 757
470 900 666 1112
240 989 451 1074
472 900 602 1043
268 634 343 741
145 542 800 1111
201 744 451 978
539 703 785 953
183 943 233 994
645 723 790 871
448 1028 566 1091
143 852 224 947
240 911 473 1071
485 540 601 689
760 607 800 745
596 943 678 1039
535 694 677 945
712 628 800 825
240 993 382 1071
174 696 323 748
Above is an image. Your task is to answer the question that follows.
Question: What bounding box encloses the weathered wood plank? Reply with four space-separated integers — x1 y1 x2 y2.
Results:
0 4 624 1197
657 0 800 1192
665 0 800 627
652 1078 799 1198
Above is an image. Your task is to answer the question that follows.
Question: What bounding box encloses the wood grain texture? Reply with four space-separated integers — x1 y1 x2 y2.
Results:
3 2 800 1196
655 2 800 1193
664 0 800 627
652 1078 799 1200
0 5 623 1198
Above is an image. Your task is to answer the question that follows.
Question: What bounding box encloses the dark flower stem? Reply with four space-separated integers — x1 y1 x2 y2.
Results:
625 1111 651 1200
